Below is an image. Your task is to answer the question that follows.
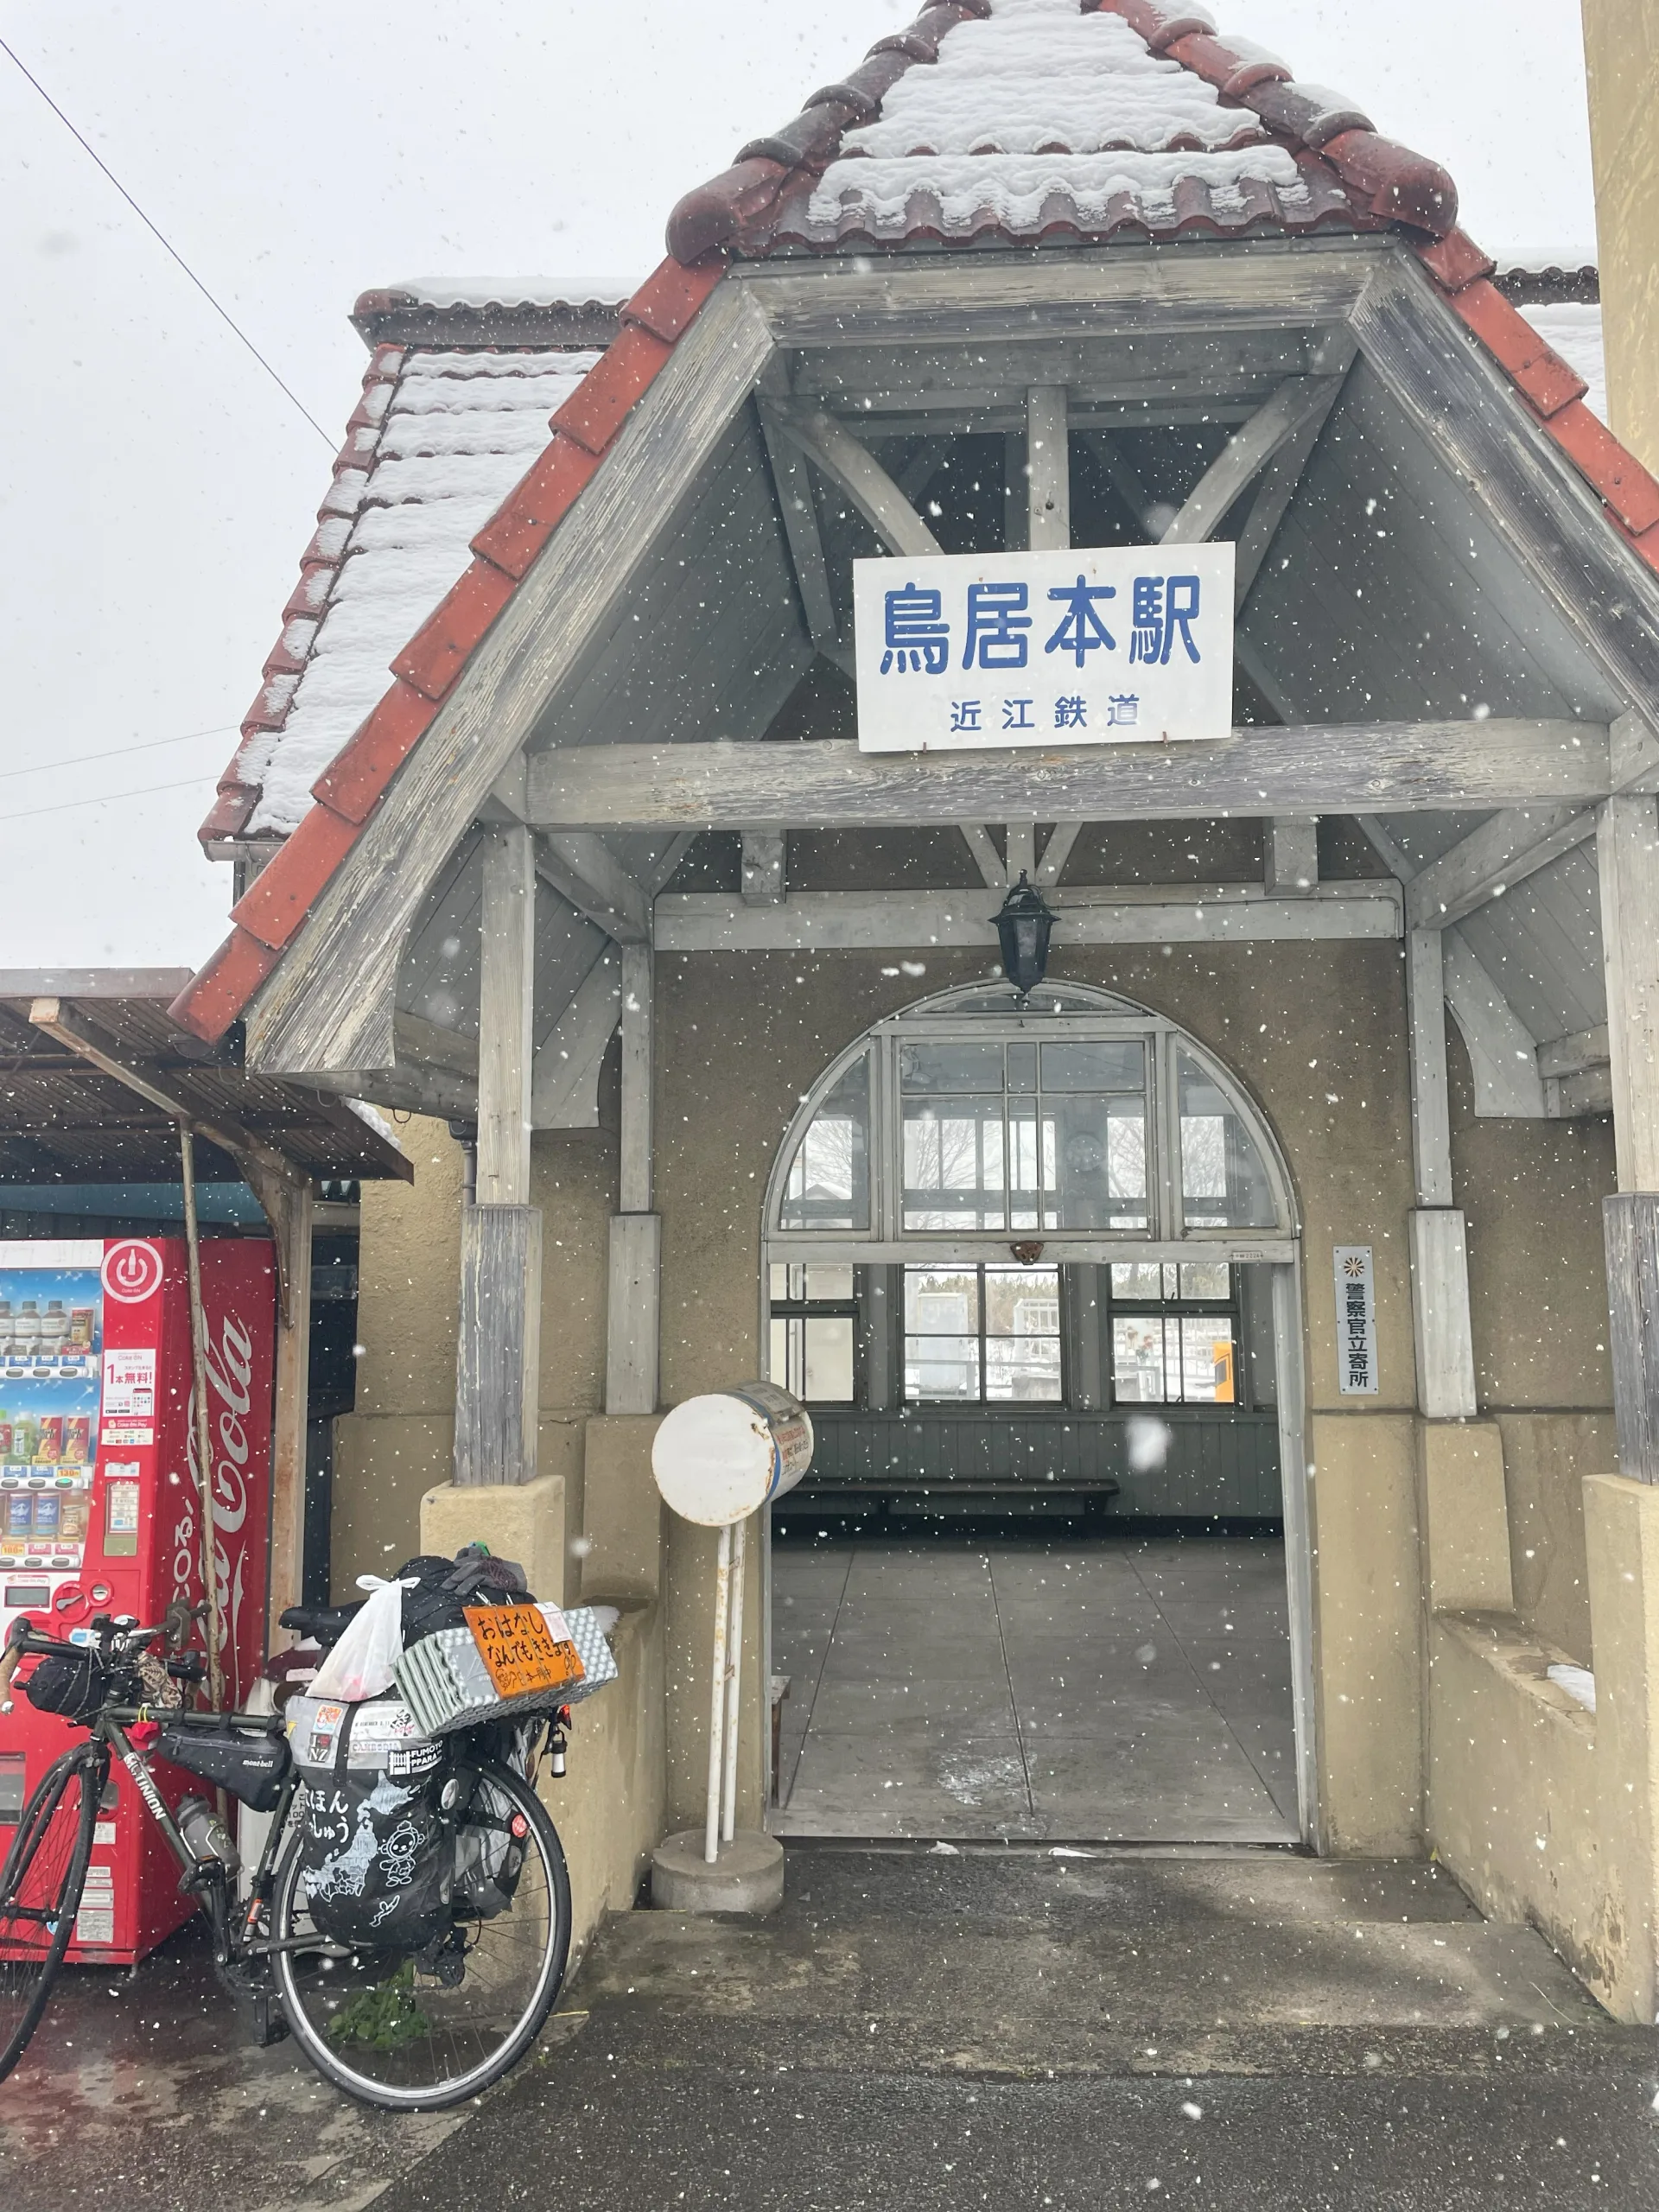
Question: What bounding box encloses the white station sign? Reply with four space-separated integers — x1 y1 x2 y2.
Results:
853 542 1234 755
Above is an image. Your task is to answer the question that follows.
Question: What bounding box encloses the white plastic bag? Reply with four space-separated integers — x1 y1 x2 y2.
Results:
308 1574 417 1703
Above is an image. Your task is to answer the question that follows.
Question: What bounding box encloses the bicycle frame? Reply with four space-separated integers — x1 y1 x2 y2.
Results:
92 1707 308 1968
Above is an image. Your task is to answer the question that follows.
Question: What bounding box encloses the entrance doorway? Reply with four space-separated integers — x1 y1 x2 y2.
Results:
761 982 1311 1846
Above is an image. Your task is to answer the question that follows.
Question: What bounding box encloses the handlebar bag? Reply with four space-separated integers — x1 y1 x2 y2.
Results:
156 1724 292 1814
22 1646 113 1723
286 1694 451 1951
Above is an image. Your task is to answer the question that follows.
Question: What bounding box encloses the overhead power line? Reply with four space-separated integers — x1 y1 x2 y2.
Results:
0 723 238 783
1 36 334 448
3 774 215 825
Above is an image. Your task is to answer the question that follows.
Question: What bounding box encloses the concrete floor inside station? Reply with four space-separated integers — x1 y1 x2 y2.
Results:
771 1530 1300 1843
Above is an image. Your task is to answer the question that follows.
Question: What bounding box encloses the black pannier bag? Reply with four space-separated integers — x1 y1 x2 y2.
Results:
156 1725 292 1813
286 1694 451 1950
452 1771 529 1918
22 1646 112 1723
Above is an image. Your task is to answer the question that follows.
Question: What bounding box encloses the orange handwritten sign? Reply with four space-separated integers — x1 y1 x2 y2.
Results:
463 1604 583 1700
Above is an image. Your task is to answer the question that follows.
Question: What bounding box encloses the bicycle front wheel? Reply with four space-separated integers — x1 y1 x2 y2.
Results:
272 1760 571 2111
0 1746 98 2083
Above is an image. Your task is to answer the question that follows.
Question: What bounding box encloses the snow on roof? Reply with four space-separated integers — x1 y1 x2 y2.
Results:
237 346 598 836
810 2 1309 238
1524 303 1605 424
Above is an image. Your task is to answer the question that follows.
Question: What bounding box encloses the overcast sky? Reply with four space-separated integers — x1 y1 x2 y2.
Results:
0 1 1598 973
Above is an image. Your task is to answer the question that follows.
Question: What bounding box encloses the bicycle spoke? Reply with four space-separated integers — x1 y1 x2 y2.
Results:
0 1753 94 2082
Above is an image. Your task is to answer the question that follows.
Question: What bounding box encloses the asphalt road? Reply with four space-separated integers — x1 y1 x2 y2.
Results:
3 1847 1656 2211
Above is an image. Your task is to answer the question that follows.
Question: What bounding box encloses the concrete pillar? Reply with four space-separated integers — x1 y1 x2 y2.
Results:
1580 1 1659 473
1583 1473 1659 2020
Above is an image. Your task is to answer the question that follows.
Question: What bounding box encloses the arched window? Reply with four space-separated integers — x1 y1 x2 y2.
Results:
767 982 1294 1257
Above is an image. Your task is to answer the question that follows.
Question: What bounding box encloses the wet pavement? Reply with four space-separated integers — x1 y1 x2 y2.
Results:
3 1847 1656 2209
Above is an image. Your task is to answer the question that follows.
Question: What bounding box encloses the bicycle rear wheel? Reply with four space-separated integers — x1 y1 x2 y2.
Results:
272 1760 571 2111
0 1747 98 2082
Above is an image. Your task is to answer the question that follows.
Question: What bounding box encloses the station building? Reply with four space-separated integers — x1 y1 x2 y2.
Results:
172 0 1659 2019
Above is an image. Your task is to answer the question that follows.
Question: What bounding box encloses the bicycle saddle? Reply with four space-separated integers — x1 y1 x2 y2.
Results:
278 1600 364 1648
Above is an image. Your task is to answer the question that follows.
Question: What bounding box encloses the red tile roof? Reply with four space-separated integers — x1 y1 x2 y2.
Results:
171 0 1659 1047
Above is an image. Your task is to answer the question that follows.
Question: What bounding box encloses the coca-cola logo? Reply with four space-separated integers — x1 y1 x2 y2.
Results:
176 1301 258 1696
102 1241 163 1304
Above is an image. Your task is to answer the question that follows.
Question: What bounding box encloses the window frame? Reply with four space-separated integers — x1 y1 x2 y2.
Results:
1103 1259 1249 1409
900 1259 1067 1408
766 983 1295 1262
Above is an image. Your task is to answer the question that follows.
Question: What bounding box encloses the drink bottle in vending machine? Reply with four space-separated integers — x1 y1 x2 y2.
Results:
0 1237 275 1963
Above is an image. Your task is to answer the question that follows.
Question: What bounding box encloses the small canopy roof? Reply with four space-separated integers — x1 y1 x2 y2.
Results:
0 973 410 1187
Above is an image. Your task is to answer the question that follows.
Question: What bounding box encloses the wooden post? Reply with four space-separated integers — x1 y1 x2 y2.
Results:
1027 385 1070 551
455 823 541 1484
741 832 786 906
608 941 661 1414
246 1166 314 1635
1599 794 1659 1479
1405 927 1478 1418
1267 818 1319 895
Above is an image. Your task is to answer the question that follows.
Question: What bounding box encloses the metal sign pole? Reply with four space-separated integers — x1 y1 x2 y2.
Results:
702 1522 734 1866
720 1513 748 1845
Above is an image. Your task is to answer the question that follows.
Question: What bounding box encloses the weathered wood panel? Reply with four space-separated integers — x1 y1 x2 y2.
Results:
529 722 1611 831
606 1212 661 1417
1599 794 1659 1190
454 1203 542 1487
1408 1207 1478 1419
1603 1193 1659 1482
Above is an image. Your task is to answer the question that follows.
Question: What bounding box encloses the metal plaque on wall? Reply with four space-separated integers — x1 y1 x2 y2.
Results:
853 543 1234 754
1333 1245 1378 1396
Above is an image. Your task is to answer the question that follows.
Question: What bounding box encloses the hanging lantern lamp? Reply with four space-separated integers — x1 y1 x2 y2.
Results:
994 871 1055 999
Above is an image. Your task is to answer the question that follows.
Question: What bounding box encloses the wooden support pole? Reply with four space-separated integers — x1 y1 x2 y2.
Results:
245 1166 313 1635
1027 385 1070 550
607 940 661 1414
1405 926 1477 1417
477 825 537 1208
457 822 541 1486
1266 818 1319 896
1598 794 1659 1481
1598 794 1659 1193
741 831 786 906
178 1127 226 1710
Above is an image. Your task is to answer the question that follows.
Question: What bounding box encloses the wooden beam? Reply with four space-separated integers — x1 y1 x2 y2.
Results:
1035 823 1082 888
1598 792 1659 1190
1403 804 1594 931
734 241 1383 351
763 403 941 559
454 1205 541 1487
527 721 1611 830
1441 932 1547 1117
1409 1208 1478 1419
1160 376 1344 546
606 1212 661 1415
1027 385 1070 550
655 882 1401 951
1266 818 1319 896
392 1010 479 1082
958 823 1006 887
1539 1023 1611 1079
530 952 620 1130
533 831 649 944
476 826 536 1207
1604 1194 1659 1481
760 412 847 669
244 279 775 1077
1407 929 1452 1208
1231 403 1336 613
253 1172 311 1634
741 830 786 906
1006 823 1037 883
619 943 653 1215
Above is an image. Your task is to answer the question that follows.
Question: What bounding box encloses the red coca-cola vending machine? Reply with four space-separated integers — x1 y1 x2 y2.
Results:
0 1236 275 1963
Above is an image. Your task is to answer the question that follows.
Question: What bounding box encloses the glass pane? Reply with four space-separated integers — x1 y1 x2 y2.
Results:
1045 1090 1148 1230
1177 1051 1277 1230
771 1317 803 1399
1179 1317 1236 1404
1110 1262 1164 1301
1007 1041 1037 1092
769 1263 790 1300
779 1055 870 1231
905 1269 980 1400
1112 1313 1173 1402
901 1042 1004 1094
1179 1261 1232 1302
983 1267 1062 1402
903 1096 1007 1230
804 1266 855 1303
804 1317 855 1402
1039 1039 1145 1092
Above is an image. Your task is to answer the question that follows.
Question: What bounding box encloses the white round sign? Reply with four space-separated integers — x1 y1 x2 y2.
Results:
652 1382 814 1528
